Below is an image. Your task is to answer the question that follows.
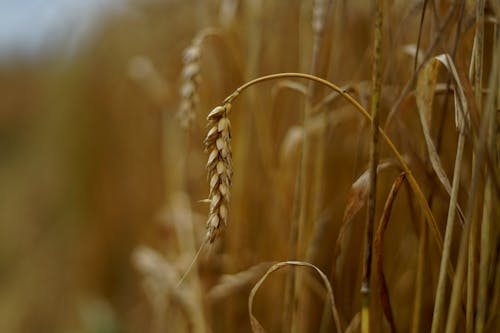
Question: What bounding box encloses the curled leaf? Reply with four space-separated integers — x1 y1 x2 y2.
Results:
248 261 342 333
416 54 467 224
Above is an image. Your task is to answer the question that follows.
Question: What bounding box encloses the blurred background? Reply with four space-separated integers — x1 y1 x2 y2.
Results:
0 1 199 331
0 0 497 332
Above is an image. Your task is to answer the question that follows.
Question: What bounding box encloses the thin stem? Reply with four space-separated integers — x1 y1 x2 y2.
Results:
430 129 466 333
362 1 383 332
414 0 428 73
296 2 332 331
476 17 497 333
431 2 468 331
467 2 485 332
445 34 499 333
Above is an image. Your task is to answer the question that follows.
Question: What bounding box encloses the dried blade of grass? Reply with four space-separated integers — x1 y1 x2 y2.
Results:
434 54 470 135
343 159 395 226
416 57 444 178
430 79 468 333
335 159 397 266
416 55 466 224
206 262 272 303
374 172 406 333
248 261 342 333
436 51 477 333
444 36 499 333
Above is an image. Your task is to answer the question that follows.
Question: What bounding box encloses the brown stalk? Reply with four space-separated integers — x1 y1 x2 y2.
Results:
414 0 429 73
476 13 497 333
362 1 383 332
444 32 499 333
373 172 406 333
467 2 485 333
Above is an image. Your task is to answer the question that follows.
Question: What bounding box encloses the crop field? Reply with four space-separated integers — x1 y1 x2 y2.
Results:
0 1 498 332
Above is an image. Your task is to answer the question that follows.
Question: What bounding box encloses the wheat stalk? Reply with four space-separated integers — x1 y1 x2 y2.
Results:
204 103 232 243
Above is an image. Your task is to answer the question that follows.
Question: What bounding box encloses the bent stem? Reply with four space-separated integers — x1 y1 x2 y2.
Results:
223 73 444 254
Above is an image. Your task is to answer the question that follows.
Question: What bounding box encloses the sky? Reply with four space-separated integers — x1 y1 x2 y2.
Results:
0 0 127 61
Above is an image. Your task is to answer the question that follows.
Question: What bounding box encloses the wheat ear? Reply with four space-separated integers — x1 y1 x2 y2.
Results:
204 103 232 242
178 28 219 128
177 36 202 128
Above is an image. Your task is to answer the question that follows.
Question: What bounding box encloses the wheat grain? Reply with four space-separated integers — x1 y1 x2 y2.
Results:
204 103 232 242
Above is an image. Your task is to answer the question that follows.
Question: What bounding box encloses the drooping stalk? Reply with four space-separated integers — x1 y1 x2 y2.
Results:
223 72 444 257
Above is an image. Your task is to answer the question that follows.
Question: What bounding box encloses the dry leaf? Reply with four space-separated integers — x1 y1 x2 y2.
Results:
342 160 396 223
416 54 468 224
248 261 342 333
333 159 398 277
416 57 453 195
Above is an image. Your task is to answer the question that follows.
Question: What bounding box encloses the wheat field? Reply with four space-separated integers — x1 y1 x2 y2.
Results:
0 1 498 332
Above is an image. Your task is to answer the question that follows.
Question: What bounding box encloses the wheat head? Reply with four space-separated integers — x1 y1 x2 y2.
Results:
177 35 202 128
204 103 232 242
